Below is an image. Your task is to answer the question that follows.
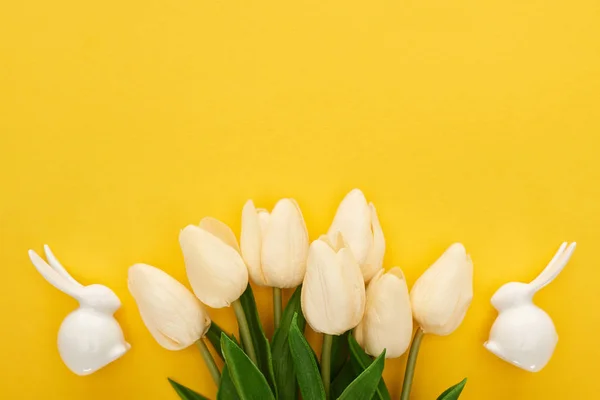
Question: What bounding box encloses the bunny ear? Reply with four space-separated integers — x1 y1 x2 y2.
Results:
545 242 567 270
29 250 83 300
43 245 83 288
530 242 576 292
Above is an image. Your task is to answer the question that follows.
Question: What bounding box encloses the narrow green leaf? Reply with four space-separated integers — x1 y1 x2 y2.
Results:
167 378 209 400
217 365 240 400
288 313 326 400
221 333 275 400
337 350 386 400
330 332 350 380
331 361 357 399
271 285 305 400
437 378 467 400
206 321 228 361
347 334 391 400
238 284 277 396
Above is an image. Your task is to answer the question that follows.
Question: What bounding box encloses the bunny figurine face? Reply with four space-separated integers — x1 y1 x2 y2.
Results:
29 245 131 376
484 242 576 372
81 284 122 314
490 282 533 311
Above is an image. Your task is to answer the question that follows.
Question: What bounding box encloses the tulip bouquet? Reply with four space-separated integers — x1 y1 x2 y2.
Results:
128 189 473 400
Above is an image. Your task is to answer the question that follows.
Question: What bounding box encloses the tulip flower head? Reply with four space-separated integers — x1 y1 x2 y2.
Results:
128 263 211 350
301 234 366 335
410 243 473 336
354 267 413 358
241 198 309 288
327 189 385 283
179 218 249 308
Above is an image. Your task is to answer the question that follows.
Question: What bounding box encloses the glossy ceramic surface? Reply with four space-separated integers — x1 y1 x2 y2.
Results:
484 242 576 372
29 245 131 376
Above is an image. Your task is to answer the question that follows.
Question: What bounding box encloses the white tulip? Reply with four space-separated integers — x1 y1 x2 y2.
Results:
241 198 309 288
179 218 249 308
301 234 366 335
354 267 413 358
410 243 473 336
128 263 211 350
327 189 385 283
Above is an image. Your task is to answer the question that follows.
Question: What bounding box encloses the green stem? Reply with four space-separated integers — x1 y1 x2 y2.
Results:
196 338 220 386
232 299 258 365
321 334 333 399
273 287 282 330
400 328 425 400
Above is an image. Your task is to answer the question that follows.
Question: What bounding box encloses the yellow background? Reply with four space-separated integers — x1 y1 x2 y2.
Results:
1 0 599 398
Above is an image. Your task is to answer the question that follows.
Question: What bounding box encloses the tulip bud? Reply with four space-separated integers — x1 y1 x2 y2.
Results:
354 267 413 358
241 198 309 288
128 263 211 350
301 234 366 335
410 243 473 336
327 189 385 283
179 218 249 308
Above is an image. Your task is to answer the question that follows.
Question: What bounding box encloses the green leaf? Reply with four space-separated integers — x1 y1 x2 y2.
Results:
167 379 209 400
217 365 240 400
206 321 229 361
437 378 467 400
330 332 350 380
347 334 391 400
330 361 357 399
271 285 305 400
221 333 275 400
288 313 326 400
238 284 277 396
337 349 386 400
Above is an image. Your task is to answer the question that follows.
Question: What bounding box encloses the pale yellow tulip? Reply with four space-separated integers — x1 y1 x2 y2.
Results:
128 263 210 350
354 267 412 358
179 218 249 308
410 243 473 336
240 198 309 288
327 189 385 282
301 234 366 335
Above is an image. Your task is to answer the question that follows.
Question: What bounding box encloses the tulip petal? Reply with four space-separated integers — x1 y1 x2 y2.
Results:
362 203 385 282
199 217 241 252
338 248 367 333
180 225 249 308
241 200 267 286
410 243 473 336
128 263 210 350
355 267 412 358
302 240 365 335
302 240 338 334
328 189 373 265
257 209 270 236
261 198 309 288
319 232 346 252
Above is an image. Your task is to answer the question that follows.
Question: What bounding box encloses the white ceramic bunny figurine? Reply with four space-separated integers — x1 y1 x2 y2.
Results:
484 242 576 372
29 245 131 376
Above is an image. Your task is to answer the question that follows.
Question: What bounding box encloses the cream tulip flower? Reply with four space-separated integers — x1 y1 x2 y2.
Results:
240 198 309 288
179 217 259 366
400 243 473 400
128 263 211 350
179 218 249 309
301 234 366 335
327 189 385 283
128 263 221 384
410 243 474 336
354 267 412 358
241 198 309 329
301 234 366 396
